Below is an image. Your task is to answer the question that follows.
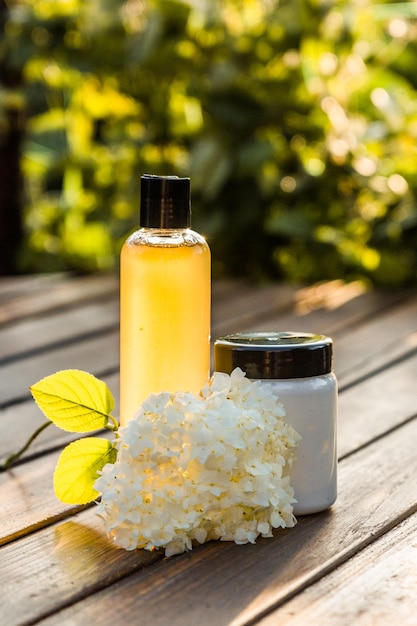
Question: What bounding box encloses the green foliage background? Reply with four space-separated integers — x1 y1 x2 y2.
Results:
2 0 417 286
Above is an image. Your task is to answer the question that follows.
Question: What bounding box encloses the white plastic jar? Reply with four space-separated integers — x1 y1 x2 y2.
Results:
213 331 337 515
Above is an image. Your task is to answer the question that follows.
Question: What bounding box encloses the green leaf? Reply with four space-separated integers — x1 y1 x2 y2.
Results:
54 437 117 504
30 369 115 433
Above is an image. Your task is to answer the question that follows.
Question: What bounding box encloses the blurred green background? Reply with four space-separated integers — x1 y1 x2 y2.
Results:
1 0 417 286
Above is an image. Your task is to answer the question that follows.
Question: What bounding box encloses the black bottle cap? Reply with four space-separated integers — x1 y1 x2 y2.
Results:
140 174 191 228
214 331 333 379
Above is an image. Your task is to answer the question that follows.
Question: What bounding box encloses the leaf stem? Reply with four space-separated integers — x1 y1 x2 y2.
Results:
106 414 119 432
0 421 52 471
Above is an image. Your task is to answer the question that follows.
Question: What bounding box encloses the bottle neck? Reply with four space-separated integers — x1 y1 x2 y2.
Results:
141 227 189 233
128 227 205 248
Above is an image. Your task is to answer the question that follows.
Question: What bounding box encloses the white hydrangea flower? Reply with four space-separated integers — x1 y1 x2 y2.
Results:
95 368 301 556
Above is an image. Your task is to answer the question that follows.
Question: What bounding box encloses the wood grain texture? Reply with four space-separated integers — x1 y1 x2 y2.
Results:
0 507 163 626
257 512 417 626
15 417 417 626
334 294 417 388
3 341 416 545
2 275 416 626
2 315 416 466
247 281 406 337
0 274 68 303
0 273 118 324
14 420 417 626
338 349 417 458
0 373 119 461
0 426 116 546
0 449 84 546
1 281 412 408
1 296 416 541
0 299 118 362
0 330 119 407
212 282 297 336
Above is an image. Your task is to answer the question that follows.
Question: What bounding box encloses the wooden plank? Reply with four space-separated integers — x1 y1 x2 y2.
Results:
1 276 409 363
0 281 294 405
1 311 417 473
0 282 293 367
338 351 417 458
212 282 297 334
0 273 118 325
0 274 411 398
1 299 416 491
3 343 416 468
3 415 417 626
0 373 119 462
0 330 119 407
2 276 415 626
2 302 416 455
0 425 115 547
0 274 272 319
257 512 417 626
0 448 85 546
0 281 295 365
214 286 417 393
0 300 118 363
0 273 68 302
211 278 267 302
334 294 417 389
1 284 410 407
0 507 163 626
229 281 407 338
0 274 284 329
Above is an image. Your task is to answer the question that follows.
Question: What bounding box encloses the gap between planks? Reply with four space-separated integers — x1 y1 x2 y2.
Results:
2 320 417 464
2 297 417 512
2 416 417 626
2 341 417 545
1 281 413 409
256 511 417 626
0 273 119 326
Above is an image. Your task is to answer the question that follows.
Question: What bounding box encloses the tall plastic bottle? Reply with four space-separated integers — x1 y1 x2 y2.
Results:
119 174 211 425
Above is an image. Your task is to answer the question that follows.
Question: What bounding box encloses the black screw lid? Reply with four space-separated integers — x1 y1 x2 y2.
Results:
214 331 333 379
140 174 191 229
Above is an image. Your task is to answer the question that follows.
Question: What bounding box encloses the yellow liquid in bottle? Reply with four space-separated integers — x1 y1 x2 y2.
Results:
120 230 211 425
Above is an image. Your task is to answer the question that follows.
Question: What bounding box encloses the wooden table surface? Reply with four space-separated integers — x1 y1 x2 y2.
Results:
1 273 417 626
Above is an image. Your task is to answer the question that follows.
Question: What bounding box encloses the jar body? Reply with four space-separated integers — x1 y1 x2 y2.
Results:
266 373 337 515
120 228 211 425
